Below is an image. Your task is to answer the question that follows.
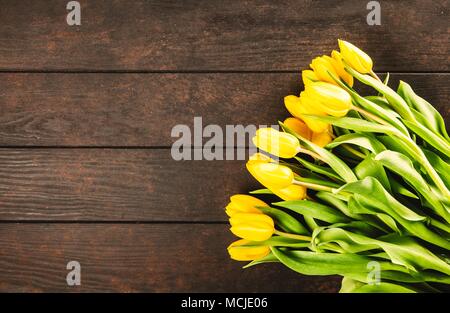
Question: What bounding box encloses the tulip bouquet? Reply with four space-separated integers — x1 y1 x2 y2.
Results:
226 40 450 293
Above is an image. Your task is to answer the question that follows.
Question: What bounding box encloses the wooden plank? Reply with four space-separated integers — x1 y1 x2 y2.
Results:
0 149 257 221
0 223 341 292
0 0 448 71
0 73 448 147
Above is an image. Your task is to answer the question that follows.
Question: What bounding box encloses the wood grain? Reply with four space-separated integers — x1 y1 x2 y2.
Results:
0 223 341 292
0 149 258 221
0 73 448 147
0 0 448 71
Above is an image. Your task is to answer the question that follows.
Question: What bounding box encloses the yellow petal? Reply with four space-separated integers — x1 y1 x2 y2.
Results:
246 161 294 189
230 213 275 241
248 152 275 163
310 55 340 85
302 70 319 87
225 194 268 217
297 92 331 133
304 82 352 117
283 117 312 140
331 50 354 87
311 131 333 148
338 39 373 74
272 184 307 201
227 239 270 261
252 127 300 159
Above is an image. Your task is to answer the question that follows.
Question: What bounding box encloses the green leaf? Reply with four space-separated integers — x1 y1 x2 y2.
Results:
345 66 415 122
274 200 350 224
303 115 398 136
327 133 386 154
350 282 417 293
375 150 450 223
271 247 401 276
243 252 279 268
398 80 450 142
423 148 450 187
242 236 310 249
403 119 450 158
314 228 450 275
258 206 309 235
281 121 358 183
295 157 344 182
355 155 391 192
249 188 273 195
339 177 450 250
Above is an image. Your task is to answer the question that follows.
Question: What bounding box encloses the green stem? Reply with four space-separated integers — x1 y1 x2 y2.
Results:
274 230 311 241
293 179 336 192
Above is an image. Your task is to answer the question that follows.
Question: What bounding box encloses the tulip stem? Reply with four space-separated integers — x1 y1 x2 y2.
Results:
293 180 335 192
369 70 382 82
342 144 367 159
351 105 388 126
298 147 325 162
274 230 311 242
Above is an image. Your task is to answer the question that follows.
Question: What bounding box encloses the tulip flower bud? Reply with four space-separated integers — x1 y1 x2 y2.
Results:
283 117 312 140
246 161 294 189
227 239 270 261
310 55 341 85
229 213 275 241
302 82 352 117
284 95 329 133
248 152 275 163
272 184 307 201
331 50 354 87
302 69 319 86
252 127 300 159
338 39 373 74
311 130 333 148
225 194 268 217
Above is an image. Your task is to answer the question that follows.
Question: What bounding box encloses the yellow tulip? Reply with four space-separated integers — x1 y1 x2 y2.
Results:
311 130 333 148
284 94 329 133
331 50 354 87
227 239 270 261
248 152 275 163
246 161 294 189
310 55 341 85
272 184 307 201
302 82 352 117
283 117 312 140
338 39 373 74
302 69 319 86
252 127 300 159
230 213 275 241
225 194 268 217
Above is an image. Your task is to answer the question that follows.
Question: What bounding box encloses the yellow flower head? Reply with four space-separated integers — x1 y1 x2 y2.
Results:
331 50 354 86
253 127 300 159
284 95 329 133
225 194 268 217
311 129 333 148
230 213 275 241
302 82 352 117
272 184 307 201
227 239 270 261
338 39 373 74
310 55 341 85
302 69 319 87
283 117 312 140
246 161 294 189
248 152 275 163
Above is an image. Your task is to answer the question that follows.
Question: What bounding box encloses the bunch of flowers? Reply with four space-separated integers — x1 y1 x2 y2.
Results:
226 40 450 293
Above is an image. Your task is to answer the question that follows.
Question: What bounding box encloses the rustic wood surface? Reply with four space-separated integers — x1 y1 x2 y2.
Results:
0 224 341 292
0 74 447 146
0 0 448 292
0 0 448 71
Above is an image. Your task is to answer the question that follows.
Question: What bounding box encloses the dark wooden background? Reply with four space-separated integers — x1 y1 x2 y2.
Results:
0 0 448 292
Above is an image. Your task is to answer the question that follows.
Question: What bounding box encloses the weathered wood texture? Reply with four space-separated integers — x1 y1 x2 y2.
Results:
0 223 341 292
0 73 448 146
0 0 448 71
0 149 256 221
